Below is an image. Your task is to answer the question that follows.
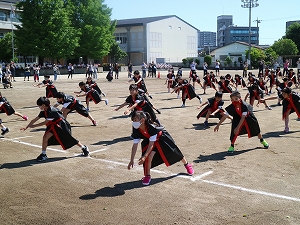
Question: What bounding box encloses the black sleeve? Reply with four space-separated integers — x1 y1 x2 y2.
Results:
38 111 45 118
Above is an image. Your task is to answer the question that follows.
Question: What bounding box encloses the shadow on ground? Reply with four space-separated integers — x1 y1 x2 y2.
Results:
0 157 68 169
79 174 180 199
92 136 132 146
193 147 260 163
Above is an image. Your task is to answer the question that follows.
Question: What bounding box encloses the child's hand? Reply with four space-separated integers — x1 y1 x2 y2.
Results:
138 156 146 165
127 161 134 170
214 125 219 132
124 110 130 115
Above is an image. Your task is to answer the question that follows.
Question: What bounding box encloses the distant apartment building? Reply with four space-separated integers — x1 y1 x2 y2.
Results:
286 20 300 29
0 0 20 38
198 31 216 48
217 15 259 47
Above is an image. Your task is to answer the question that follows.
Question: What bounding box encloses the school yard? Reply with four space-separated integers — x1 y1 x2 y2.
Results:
0 69 299 225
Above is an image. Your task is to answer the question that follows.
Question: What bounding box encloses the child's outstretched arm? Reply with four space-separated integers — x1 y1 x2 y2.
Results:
124 103 138 115
114 102 128 111
197 101 208 109
128 143 138 170
20 116 46 131
214 114 229 132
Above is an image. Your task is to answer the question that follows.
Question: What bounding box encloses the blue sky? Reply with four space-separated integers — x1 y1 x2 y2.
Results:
106 0 300 46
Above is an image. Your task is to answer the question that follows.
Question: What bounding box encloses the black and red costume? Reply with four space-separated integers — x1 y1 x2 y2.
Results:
0 96 15 115
218 79 233 93
196 97 224 119
234 74 246 88
57 94 89 117
38 106 79 149
42 80 58 98
126 94 158 124
282 92 300 119
203 73 216 90
80 85 101 104
225 100 261 144
131 123 184 175
86 80 103 96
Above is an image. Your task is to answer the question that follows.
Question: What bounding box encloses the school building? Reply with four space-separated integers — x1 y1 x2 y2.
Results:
113 15 199 65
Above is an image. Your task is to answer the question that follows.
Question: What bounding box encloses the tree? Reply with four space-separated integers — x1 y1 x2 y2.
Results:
0 32 14 62
271 38 298 56
110 42 127 62
15 0 80 61
225 56 232 67
264 47 278 67
204 55 212 67
285 22 300 53
182 58 187 67
245 48 265 69
68 0 116 60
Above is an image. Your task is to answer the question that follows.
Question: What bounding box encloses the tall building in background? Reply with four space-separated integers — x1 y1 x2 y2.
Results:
217 15 233 47
198 31 216 48
217 15 259 47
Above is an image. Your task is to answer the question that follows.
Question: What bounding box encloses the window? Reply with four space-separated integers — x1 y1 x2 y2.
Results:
178 27 181 30
114 33 127 44
0 12 7 21
131 32 143 48
187 36 196 50
0 33 4 38
150 32 162 48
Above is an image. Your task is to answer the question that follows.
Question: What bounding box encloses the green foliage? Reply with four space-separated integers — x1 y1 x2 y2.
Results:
195 58 200 65
245 48 265 69
0 32 13 62
110 42 127 62
271 38 298 56
204 55 212 66
182 58 187 66
187 58 194 65
68 0 115 60
234 61 237 67
225 56 232 66
15 0 114 62
285 22 300 54
16 0 80 60
264 47 278 66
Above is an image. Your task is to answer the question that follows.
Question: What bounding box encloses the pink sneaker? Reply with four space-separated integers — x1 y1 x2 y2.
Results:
142 175 151 185
283 127 289 133
22 115 28 121
185 163 194 175
92 120 97 126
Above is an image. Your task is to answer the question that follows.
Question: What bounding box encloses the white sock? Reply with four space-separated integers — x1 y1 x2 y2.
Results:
42 150 46 154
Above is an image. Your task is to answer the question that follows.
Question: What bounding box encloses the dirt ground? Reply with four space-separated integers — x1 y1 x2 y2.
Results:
0 69 300 225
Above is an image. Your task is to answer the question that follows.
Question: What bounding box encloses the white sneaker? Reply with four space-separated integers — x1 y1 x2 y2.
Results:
105 99 109 105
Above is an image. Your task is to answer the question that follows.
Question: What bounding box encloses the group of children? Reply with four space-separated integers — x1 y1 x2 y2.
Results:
2 66 300 187
1 74 110 162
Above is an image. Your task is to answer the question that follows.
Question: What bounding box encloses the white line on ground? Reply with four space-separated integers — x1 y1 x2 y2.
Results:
2 137 66 153
3 137 300 203
191 171 214 181
12 136 33 140
89 148 107 154
201 179 300 202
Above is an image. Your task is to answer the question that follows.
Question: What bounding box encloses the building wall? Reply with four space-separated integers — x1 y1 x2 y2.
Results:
147 17 198 64
0 1 20 38
198 31 216 48
211 42 249 62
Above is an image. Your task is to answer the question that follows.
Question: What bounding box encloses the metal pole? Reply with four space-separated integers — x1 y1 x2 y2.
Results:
10 3 15 61
248 3 251 69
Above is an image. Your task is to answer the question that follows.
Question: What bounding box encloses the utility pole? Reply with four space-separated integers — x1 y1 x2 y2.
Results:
241 0 259 70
